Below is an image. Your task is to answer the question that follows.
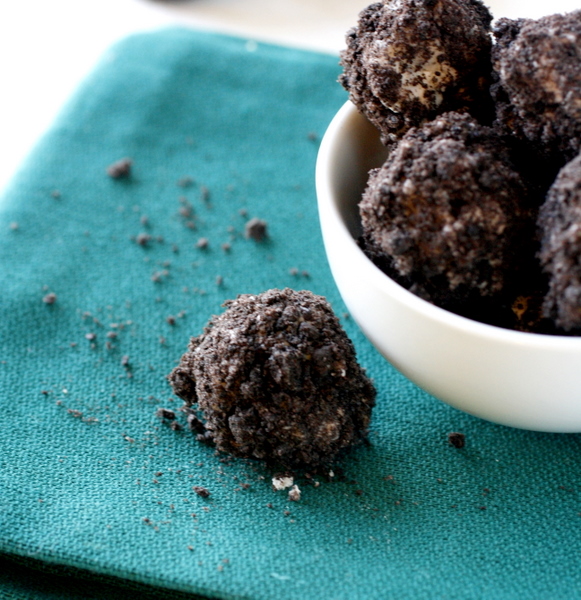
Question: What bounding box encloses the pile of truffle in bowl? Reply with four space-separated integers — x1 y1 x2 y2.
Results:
315 0 581 433
339 0 581 334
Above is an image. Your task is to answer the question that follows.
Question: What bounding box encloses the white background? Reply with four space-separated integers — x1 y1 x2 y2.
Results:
0 0 578 194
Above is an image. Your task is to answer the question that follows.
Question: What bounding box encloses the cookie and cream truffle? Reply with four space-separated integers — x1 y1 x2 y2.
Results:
492 11 581 166
359 112 533 307
168 288 376 469
339 0 494 145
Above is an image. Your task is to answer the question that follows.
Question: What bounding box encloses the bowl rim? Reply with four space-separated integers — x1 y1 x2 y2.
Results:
316 100 581 351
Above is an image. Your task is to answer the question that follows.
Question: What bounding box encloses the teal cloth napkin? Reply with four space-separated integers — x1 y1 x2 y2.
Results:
2 27 581 600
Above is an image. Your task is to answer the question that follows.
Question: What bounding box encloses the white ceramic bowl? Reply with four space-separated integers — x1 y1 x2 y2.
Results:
316 100 581 432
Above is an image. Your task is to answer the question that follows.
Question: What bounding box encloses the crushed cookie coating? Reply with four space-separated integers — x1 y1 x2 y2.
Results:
359 112 534 308
491 11 581 167
339 0 494 146
168 288 375 469
538 153 581 331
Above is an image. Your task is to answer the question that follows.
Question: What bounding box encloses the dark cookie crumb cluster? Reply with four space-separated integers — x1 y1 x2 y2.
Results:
342 1 581 334
168 288 376 469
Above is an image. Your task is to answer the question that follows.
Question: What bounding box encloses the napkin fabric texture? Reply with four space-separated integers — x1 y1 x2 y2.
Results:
1 28 581 600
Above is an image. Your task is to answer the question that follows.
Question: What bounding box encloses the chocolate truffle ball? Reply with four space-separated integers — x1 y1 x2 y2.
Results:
168 288 376 469
538 153 581 331
339 0 494 146
492 11 581 166
359 112 533 307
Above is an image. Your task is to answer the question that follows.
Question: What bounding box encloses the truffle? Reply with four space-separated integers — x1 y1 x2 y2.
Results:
339 0 494 146
491 11 581 167
538 152 581 331
168 288 376 469
359 112 533 308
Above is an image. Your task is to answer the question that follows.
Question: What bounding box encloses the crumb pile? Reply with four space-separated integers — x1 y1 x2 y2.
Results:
340 0 581 333
168 288 376 468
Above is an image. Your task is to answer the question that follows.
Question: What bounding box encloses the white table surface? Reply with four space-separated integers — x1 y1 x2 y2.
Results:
0 0 578 195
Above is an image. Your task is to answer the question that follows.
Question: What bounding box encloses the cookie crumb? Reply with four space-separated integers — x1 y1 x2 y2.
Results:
288 484 301 502
42 292 57 305
106 158 132 179
245 218 268 241
135 233 151 247
448 432 466 449
272 475 294 491
156 408 176 420
186 413 206 434
193 486 210 498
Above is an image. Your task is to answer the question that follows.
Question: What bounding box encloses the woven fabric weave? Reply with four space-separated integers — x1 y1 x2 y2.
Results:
1 28 581 600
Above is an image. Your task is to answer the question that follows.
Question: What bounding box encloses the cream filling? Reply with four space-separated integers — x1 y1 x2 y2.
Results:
371 39 458 110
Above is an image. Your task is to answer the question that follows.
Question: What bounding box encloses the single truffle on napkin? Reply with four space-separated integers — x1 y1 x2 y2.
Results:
169 288 376 469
